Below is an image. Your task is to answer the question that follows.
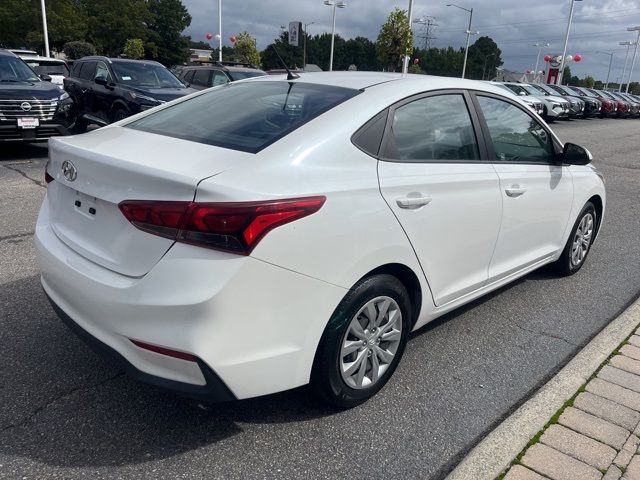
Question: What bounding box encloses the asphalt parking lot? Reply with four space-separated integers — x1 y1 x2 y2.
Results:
1 118 639 480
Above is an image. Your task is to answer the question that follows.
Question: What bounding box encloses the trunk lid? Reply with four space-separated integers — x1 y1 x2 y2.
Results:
46 126 250 277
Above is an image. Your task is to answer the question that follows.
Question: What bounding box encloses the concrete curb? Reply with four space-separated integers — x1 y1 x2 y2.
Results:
446 298 640 480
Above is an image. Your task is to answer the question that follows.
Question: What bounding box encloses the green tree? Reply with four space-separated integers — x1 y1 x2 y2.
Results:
466 36 503 80
376 8 412 72
233 31 260 66
123 38 145 59
584 75 595 88
344 36 379 71
63 41 96 59
0 0 87 54
85 0 149 56
261 32 303 70
46 0 88 51
146 0 192 66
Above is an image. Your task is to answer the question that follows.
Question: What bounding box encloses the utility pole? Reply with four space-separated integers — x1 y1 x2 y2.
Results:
413 16 438 50
303 22 315 70
402 0 415 74
217 0 222 62
40 0 50 57
533 42 550 83
625 27 640 93
619 41 634 92
600 52 614 90
557 0 582 85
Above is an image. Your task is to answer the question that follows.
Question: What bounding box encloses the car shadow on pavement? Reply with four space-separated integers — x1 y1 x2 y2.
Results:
0 275 339 469
0 143 48 161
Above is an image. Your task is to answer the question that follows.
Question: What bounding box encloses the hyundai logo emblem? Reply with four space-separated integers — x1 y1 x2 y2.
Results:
20 102 32 112
61 160 77 182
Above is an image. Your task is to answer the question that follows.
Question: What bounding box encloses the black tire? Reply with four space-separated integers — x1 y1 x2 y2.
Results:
112 108 130 122
552 202 597 276
311 274 411 409
72 120 88 134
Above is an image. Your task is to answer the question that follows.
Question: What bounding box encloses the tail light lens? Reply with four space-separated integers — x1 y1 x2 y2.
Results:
119 196 326 255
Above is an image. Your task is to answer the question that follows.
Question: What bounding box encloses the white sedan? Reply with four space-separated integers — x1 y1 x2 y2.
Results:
37 72 605 408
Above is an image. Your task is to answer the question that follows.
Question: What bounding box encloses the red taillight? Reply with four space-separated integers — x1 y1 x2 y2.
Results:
118 196 326 255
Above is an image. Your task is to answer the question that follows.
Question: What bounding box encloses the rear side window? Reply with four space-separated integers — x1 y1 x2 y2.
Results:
383 94 479 162
192 69 210 87
70 62 82 77
182 70 195 83
127 81 360 153
211 70 228 86
79 61 96 80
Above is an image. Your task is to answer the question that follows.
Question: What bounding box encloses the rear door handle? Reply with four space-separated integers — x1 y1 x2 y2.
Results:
396 196 432 209
505 185 527 197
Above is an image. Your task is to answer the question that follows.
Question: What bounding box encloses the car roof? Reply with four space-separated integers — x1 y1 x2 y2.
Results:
76 56 164 66
248 71 512 93
21 57 66 64
0 49 19 58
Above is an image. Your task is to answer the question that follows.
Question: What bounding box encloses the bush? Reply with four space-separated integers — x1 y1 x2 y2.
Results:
123 38 145 59
63 41 96 60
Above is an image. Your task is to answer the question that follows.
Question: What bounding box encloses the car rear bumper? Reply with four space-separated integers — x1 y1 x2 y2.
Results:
46 294 237 402
35 193 346 400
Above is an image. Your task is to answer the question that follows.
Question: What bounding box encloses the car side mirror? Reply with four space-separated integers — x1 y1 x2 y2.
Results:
563 142 592 165
518 91 526 96
40 74 52 82
94 76 108 86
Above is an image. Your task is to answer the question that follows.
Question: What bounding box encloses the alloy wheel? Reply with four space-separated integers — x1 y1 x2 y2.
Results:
571 212 594 267
339 296 403 390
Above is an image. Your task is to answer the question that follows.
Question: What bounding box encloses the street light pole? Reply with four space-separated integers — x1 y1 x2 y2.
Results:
625 27 640 93
600 51 614 90
303 22 315 70
557 0 582 85
324 1 346 72
40 0 50 57
619 41 634 92
446 4 476 79
402 0 414 74
533 42 550 82
217 0 222 62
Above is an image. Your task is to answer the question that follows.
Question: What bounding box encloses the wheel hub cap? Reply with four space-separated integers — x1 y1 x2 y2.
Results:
339 296 403 390
571 213 594 267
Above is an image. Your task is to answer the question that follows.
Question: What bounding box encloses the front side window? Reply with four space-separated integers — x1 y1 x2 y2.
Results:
384 94 479 162
127 81 359 153
95 61 111 81
478 96 554 163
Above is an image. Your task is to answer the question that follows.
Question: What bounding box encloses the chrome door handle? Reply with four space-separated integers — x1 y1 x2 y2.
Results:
505 186 527 197
396 196 432 209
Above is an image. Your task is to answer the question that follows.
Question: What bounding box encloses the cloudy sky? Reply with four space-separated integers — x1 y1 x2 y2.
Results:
182 0 640 81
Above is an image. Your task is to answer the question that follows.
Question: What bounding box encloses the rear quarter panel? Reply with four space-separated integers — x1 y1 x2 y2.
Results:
194 88 434 324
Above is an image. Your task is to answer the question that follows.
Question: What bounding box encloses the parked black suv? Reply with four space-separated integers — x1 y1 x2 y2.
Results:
177 62 267 90
64 57 196 131
0 49 75 142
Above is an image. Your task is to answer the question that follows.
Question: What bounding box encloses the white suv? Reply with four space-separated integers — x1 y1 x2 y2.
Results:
37 73 605 407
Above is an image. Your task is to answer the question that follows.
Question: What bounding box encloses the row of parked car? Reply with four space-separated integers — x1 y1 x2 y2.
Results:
493 80 640 121
1 46 637 143
0 48 266 142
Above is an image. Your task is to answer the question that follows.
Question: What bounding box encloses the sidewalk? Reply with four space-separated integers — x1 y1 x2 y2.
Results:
502 329 640 480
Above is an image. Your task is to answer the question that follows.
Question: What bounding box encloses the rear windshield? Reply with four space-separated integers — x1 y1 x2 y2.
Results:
227 70 267 81
127 81 360 153
25 61 69 76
